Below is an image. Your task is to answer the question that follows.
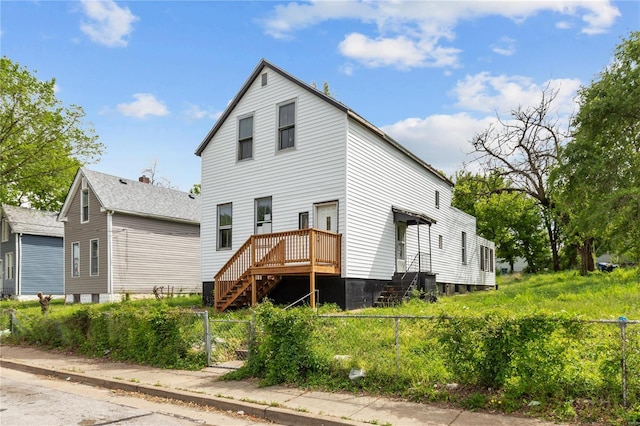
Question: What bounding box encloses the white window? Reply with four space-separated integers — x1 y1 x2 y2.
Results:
72 242 80 277
81 188 89 223
1 218 9 242
261 73 268 87
238 115 253 161
90 239 99 276
4 252 14 280
217 203 232 250
438 235 443 249
435 190 440 209
461 232 467 265
255 197 272 234
278 101 295 150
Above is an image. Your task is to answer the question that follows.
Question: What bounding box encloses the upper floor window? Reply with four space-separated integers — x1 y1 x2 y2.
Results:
90 239 99 276
261 73 268 87
438 235 443 249
238 115 253 161
278 101 295 150
217 203 232 250
1 218 9 242
72 242 80 277
461 232 467 265
435 190 440 209
81 188 89 223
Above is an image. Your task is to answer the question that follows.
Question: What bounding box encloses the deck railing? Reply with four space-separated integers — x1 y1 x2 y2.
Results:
214 229 341 306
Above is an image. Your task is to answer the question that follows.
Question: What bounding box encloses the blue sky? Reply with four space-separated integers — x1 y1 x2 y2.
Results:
2 0 638 191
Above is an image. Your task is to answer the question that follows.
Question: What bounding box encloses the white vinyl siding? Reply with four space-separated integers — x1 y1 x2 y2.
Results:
345 120 450 280
200 68 346 281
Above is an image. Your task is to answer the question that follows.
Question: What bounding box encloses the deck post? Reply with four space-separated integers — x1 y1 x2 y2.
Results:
309 229 316 309
251 274 257 306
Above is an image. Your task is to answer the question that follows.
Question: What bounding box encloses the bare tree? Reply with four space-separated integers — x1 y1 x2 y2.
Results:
468 88 568 271
141 160 172 188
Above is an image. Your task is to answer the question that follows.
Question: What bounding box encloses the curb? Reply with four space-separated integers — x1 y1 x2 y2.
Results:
0 359 363 426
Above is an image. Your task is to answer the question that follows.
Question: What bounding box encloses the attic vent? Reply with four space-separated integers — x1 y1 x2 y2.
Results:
188 194 195 199
119 179 127 184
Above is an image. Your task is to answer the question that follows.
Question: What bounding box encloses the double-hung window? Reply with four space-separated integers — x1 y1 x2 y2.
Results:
4 252 14 280
1 218 9 242
72 242 80 277
90 239 99 276
238 115 253 160
217 203 232 250
81 187 89 223
278 101 295 150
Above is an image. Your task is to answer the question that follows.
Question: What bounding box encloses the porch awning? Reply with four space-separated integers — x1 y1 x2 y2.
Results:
392 206 437 226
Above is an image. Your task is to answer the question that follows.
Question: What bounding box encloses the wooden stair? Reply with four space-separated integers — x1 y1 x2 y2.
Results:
216 274 281 312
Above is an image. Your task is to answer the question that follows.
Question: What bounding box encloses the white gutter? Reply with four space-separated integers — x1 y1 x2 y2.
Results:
107 211 113 295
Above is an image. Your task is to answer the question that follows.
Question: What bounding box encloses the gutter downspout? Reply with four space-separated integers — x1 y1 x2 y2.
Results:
17 234 22 296
107 211 113 297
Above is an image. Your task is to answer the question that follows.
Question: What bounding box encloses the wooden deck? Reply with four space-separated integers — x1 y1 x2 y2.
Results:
214 229 341 312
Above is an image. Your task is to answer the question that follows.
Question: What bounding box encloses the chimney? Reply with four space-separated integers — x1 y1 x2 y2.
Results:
139 175 150 184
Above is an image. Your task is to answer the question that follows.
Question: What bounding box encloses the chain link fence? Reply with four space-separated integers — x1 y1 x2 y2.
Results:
314 314 639 407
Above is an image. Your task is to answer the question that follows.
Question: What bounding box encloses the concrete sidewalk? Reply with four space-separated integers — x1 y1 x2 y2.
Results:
0 345 562 426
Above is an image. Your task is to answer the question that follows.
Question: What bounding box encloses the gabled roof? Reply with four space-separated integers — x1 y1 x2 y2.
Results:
194 59 453 187
58 168 201 224
1 205 64 238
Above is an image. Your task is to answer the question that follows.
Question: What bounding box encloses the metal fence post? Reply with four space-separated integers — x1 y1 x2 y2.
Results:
395 317 400 376
619 316 628 408
203 310 211 367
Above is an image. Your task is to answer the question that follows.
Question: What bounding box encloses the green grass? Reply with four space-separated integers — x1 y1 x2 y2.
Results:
359 267 640 319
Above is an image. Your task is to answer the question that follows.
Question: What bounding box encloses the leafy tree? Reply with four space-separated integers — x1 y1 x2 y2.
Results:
468 88 567 271
0 57 103 211
554 31 640 267
189 184 201 195
453 172 549 272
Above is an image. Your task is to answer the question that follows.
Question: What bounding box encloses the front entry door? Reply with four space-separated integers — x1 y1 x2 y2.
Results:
315 202 337 232
396 222 407 272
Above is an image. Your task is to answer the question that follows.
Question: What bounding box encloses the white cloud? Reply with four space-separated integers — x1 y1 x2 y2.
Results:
262 1 620 70
381 71 584 176
80 0 138 47
382 113 496 178
450 72 581 116
184 104 222 121
117 94 169 118
491 37 516 56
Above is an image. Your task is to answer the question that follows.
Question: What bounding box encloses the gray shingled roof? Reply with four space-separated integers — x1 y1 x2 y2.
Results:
82 168 201 223
2 205 64 238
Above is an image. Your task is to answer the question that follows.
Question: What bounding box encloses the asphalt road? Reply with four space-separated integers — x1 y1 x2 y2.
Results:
0 367 274 426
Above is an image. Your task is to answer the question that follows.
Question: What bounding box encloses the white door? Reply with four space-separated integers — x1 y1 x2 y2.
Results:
396 222 407 272
315 203 337 232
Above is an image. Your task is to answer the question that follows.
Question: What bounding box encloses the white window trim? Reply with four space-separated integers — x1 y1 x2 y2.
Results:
90 238 99 277
81 187 90 224
461 232 467 265
4 252 14 281
72 242 80 277
276 99 296 152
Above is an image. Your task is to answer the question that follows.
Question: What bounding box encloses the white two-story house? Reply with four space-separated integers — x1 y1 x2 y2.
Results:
196 59 494 312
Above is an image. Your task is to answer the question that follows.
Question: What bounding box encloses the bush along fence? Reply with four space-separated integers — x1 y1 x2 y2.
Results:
1 304 638 420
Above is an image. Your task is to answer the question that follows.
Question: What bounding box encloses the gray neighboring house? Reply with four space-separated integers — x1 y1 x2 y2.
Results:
58 168 201 303
1 205 64 299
